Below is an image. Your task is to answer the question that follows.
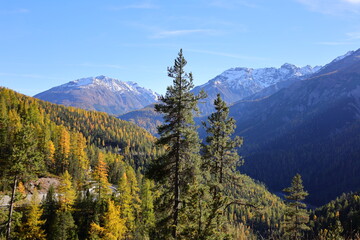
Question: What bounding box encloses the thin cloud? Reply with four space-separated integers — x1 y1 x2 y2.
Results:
0 8 30 14
150 29 219 39
343 0 360 3
296 0 360 15
188 49 268 61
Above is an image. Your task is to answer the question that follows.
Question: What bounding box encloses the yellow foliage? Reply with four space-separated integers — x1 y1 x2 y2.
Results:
58 171 76 211
20 190 46 240
47 140 56 164
17 181 26 196
90 200 126 240
93 152 111 199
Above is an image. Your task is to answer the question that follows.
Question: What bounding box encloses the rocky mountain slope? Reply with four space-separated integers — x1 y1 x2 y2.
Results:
192 63 321 115
34 75 159 115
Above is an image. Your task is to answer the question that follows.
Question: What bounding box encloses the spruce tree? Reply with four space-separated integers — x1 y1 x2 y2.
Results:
149 49 206 239
202 94 243 239
282 173 310 240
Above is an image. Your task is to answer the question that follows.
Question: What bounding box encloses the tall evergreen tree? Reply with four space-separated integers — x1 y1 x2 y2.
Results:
149 49 206 239
5 121 44 240
282 173 310 240
42 185 58 238
202 94 243 239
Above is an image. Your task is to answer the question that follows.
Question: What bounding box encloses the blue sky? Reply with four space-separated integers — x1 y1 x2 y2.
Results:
1 0 360 96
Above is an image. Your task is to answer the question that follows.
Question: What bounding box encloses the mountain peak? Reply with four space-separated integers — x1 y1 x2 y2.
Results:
332 50 356 63
34 76 159 115
203 63 319 90
280 63 296 68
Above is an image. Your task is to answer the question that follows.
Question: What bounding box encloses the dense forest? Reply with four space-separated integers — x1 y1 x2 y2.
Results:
0 50 360 239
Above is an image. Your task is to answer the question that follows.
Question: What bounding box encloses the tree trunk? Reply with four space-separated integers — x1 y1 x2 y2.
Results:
6 176 17 240
173 136 180 239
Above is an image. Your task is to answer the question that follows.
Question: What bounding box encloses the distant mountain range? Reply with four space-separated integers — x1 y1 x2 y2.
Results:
34 63 321 117
228 49 360 205
192 63 321 115
34 75 159 115
119 63 321 131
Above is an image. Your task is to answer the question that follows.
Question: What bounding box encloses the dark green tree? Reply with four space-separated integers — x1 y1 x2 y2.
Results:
137 179 155 239
42 185 59 238
149 49 206 239
282 173 310 240
5 121 44 240
50 211 78 240
202 94 243 239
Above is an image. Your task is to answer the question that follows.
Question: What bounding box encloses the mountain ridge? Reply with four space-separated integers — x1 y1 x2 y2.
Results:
192 63 321 115
229 48 360 205
34 75 159 115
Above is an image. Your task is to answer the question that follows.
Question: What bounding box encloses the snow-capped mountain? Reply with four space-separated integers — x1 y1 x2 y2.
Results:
192 63 321 115
226 48 360 205
34 76 159 115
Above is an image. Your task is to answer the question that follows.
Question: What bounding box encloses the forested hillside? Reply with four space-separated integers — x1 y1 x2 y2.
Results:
0 86 287 239
118 104 162 136
1 50 360 240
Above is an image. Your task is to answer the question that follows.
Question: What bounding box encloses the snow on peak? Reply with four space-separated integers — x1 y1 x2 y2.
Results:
61 76 159 98
332 50 355 63
204 64 320 91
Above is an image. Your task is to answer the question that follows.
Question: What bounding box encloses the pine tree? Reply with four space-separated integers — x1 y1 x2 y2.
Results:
148 49 206 239
282 173 310 240
202 94 243 239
